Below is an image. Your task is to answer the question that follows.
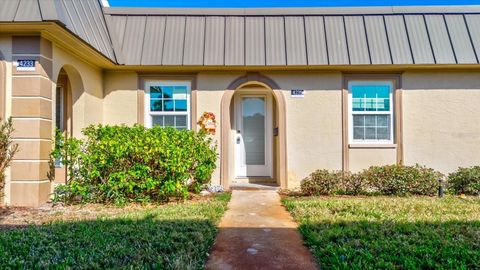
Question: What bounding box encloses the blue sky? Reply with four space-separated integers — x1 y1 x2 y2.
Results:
108 0 480 8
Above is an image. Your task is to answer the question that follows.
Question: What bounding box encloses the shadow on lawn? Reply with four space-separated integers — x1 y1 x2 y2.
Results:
299 220 480 269
0 215 218 269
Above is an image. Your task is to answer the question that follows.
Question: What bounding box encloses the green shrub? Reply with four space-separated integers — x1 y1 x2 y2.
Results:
448 166 480 195
53 125 217 204
300 164 443 196
301 170 344 195
0 118 19 198
359 164 442 196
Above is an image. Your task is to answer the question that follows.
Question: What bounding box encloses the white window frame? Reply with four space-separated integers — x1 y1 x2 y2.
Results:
144 81 191 129
348 80 394 144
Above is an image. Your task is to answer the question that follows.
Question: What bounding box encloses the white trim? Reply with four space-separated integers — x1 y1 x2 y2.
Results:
101 0 110 7
348 80 394 144
144 80 191 129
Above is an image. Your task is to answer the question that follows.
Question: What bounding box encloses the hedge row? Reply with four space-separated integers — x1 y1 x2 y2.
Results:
301 164 480 196
52 125 217 204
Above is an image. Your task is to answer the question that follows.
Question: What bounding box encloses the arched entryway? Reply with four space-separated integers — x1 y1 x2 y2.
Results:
220 73 287 189
53 65 83 183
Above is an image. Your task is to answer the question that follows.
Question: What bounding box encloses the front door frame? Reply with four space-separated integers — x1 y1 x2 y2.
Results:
234 91 273 178
220 73 288 189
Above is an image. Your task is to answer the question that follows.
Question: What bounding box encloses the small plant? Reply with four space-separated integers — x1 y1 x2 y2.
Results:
0 118 19 198
448 166 480 196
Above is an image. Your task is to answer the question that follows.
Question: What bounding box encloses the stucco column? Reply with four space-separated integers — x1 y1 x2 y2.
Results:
9 36 53 207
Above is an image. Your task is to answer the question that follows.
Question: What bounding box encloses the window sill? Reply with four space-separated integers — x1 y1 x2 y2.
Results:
349 143 397 149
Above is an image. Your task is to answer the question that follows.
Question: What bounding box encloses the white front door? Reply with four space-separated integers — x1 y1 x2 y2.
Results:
234 94 273 178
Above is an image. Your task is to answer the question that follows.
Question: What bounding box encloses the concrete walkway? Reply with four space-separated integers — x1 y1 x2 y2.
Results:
205 190 318 270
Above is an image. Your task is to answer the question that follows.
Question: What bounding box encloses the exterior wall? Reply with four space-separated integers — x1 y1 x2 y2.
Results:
265 72 344 187
402 71 480 174
52 44 104 137
103 71 139 126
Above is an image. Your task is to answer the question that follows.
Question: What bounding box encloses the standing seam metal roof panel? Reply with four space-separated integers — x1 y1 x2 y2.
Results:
61 0 89 44
304 16 328 65
364 16 391 64
0 0 20 21
108 15 127 49
183 16 205 65
404 15 435 64
162 16 186 65
384 15 413 64
204 16 225 65
245 16 266 65
344 16 370 64
122 16 146 65
285 16 308 65
86 0 115 59
424 15 456 64
445 15 478 64
13 0 42 22
80 0 110 57
325 16 349 65
141 16 166 65
225 16 245 66
464 14 480 62
264 17 286 65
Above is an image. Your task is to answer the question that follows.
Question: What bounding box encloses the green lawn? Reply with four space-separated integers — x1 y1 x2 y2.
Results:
283 196 480 270
0 193 230 269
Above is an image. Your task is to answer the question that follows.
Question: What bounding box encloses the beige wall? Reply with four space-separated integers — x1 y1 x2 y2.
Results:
402 71 480 174
265 72 344 187
53 45 104 137
103 71 139 126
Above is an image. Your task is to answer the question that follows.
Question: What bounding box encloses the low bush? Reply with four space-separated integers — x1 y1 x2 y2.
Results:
0 118 19 198
300 164 443 196
53 125 217 204
448 166 480 195
301 170 344 195
362 164 442 196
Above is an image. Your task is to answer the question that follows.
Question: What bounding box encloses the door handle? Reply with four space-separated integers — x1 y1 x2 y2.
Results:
236 137 241 144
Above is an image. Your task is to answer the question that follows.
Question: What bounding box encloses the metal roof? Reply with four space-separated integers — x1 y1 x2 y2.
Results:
2 3 480 66
0 0 116 61
105 10 480 66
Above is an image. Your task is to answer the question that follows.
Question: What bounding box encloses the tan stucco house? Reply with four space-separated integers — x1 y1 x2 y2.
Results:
1 0 480 206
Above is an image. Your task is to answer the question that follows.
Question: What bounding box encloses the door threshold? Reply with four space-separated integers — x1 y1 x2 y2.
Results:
233 177 276 184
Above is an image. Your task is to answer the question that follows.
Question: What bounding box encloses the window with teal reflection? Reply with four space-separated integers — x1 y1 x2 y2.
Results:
352 85 390 112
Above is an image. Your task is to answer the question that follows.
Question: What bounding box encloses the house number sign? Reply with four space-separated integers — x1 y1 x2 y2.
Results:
291 89 305 98
15 60 36 71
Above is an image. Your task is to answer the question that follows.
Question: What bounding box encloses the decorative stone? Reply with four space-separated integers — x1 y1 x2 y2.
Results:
200 190 211 196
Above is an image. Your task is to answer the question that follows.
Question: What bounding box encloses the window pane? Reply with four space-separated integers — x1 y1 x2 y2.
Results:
173 86 187 99
175 115 187 127
354 127 364 140
377 115 388 127
150 86 162 98
353 115 364 126
351 84 391 112
365 115 376 127
164 115 175 126
152 115 164 127
174 100 187 111
163 100 174 111
377 127 390 140
162 86 173 98
150 99 163 112
365 127 376 140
